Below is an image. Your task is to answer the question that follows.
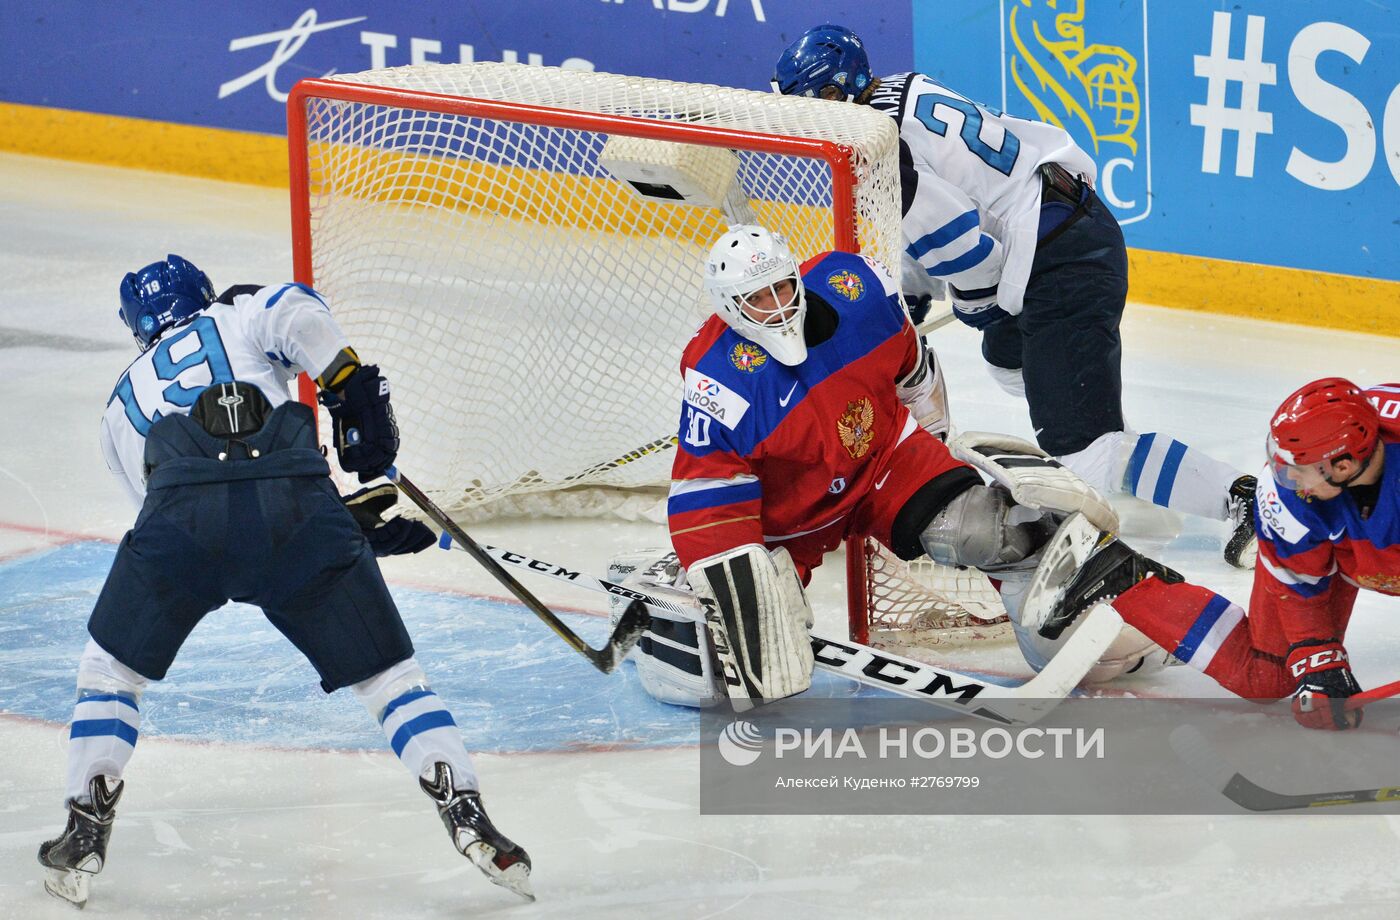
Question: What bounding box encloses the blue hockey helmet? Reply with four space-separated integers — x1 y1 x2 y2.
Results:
772 24 872 101
118 254 215 349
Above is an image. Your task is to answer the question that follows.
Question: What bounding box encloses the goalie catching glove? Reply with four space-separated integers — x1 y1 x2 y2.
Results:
343 484 435 557
690 545 814 704
318 358 400 482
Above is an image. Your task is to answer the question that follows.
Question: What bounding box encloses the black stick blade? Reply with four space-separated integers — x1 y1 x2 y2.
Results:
592 600 650 674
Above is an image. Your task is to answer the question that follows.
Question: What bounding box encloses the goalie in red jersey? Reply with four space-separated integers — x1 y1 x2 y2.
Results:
610 225 1144 709
1030 379 1400 729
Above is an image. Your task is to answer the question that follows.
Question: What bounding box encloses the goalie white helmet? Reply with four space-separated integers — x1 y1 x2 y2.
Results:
703 225 808 366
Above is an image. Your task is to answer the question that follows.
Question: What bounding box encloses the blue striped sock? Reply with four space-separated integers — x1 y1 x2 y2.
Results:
66 689 140 800
378 688 477 791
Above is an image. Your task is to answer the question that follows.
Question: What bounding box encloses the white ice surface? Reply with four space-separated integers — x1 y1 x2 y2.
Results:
2 152 1399 918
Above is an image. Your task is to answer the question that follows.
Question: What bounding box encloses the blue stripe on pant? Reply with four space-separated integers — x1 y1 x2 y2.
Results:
1173 594 1232 664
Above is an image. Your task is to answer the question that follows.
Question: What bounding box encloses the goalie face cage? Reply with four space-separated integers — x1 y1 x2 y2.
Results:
286 61 1004 649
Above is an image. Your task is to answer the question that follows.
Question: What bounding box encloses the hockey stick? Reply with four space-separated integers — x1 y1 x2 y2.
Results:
1169 724 1400 812
445 539 1123 726
916 307 957 336
387 468 649 674
561 435 677 485
1347 677 1400 711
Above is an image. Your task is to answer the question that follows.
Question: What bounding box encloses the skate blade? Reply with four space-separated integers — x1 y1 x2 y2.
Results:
43 866 90 909
466 842 535 902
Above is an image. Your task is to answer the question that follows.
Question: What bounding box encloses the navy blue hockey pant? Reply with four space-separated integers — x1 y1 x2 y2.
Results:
980 188 1128 457
87 474 413 692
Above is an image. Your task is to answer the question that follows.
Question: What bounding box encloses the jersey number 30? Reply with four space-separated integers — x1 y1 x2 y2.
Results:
914 93 1021 176
110 316 235 435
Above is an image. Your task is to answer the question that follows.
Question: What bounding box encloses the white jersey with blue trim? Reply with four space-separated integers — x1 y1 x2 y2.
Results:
100 283 349 507
866 72 1098 315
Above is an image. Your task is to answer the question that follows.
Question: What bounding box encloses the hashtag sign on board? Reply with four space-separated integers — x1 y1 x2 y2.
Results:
1190 12 1277 178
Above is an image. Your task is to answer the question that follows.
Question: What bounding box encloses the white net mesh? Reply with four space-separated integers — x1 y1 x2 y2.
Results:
861 539 1012 647
295 62 901 518
291 61 1006 646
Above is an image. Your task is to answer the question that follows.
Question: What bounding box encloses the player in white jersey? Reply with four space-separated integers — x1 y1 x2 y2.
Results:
39 255 533 907
773 25 1258 569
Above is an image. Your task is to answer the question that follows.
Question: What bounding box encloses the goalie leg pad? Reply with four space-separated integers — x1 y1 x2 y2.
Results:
919 484 1059 571
690 545 814 702
950 431 1119 533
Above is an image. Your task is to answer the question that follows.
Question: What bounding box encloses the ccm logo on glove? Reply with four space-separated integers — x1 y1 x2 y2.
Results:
1289 647 1347 677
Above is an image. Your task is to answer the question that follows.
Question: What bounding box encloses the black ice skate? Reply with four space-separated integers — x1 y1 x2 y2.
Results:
1223 475 1259 569
37 775 123 909
1040 538 1184 640
420 763 534 901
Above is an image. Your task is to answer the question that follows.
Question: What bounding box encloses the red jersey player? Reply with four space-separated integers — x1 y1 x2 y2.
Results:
1033 379 1400 729
618 224 1102 708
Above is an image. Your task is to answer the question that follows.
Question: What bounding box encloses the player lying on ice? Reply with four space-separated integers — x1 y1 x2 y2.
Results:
610 225 1168 708
772 24 1259 569
38 255 533 907
1027 378 1399 730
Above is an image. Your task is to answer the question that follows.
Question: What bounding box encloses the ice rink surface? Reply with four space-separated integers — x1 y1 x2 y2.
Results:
1 152 1398 918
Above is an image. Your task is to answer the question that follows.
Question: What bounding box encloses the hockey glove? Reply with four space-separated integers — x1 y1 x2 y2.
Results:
1287 638 1362 731
319 364 399 482
343 484 435 557
950 284 1011 330
903 292 934 327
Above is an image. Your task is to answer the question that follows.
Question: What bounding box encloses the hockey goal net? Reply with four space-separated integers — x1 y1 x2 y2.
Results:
287 61 1008 647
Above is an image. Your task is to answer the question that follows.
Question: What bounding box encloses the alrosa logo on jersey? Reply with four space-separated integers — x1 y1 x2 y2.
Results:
684 367 750 430
1002 0 1152 224
826 270 865 301
1257 482 1312 544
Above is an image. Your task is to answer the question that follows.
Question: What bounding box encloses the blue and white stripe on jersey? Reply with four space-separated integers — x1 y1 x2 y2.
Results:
667 474 762 517
1258 552 1336 599
905 209 996 277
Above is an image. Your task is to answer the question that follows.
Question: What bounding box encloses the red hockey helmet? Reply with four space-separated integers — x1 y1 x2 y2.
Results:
1267 378 1380 488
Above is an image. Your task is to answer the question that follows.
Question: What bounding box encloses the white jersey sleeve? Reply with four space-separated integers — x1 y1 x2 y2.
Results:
99 283 350 508
237 283 349 381
867 73 1098 315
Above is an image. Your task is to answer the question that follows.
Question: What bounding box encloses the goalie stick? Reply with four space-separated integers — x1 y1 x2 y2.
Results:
441 538 1124 726
388 468 649 674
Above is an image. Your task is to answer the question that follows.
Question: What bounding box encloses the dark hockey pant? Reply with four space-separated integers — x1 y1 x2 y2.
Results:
981 188 1128 457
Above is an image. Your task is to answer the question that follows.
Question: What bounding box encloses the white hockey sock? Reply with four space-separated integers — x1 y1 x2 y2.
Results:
352 658 478 792
66 639 146 802
1121 433 1241 520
